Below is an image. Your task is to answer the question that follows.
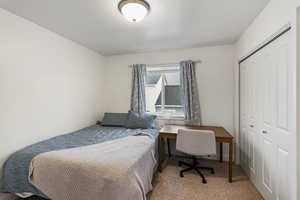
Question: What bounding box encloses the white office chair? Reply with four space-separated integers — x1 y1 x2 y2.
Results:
176 129 217 184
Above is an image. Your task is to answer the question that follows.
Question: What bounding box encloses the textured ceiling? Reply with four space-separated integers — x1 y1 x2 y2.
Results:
0 0 270 55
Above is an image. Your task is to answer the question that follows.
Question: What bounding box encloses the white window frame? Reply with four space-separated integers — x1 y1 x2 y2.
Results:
145 66 184 119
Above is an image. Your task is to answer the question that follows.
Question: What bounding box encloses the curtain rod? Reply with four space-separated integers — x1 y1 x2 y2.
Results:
129 60 202 68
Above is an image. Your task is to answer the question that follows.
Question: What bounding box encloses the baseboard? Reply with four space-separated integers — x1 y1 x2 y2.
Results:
0 193 15 200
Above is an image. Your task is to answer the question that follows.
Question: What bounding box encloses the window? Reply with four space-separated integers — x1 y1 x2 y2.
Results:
145 66 184 117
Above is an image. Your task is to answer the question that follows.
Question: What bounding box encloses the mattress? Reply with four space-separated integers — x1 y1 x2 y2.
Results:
0 125 159 199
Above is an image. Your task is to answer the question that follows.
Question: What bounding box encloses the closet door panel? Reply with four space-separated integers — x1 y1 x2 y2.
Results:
261 138 273 191
247 56 259 183
276 147 289 200
247 60 256 125
248 129 255 175
276 43 290 132
260 46 276 199
273 32 293 200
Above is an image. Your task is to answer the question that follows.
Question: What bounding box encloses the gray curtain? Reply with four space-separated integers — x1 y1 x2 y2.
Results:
130 64 147 112
180 60 201 125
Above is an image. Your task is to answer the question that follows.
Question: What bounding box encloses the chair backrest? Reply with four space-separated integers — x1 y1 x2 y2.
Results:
176 129 216 156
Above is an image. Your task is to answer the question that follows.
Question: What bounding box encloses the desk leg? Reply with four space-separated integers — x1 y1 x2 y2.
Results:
159 136 167 172
219 143 223 163
167 139 171 157
228 141 233 183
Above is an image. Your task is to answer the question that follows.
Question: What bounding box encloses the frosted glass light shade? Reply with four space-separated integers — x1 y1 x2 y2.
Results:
118 0 150 22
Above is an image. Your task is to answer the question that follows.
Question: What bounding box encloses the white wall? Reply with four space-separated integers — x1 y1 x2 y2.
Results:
0 9 105 199
104 45 235 139
236 0 300 58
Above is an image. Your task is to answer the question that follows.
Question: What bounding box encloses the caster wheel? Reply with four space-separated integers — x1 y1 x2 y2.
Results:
211 169 215 174
202 179 207 184
178 162 182 167
180 173 184 178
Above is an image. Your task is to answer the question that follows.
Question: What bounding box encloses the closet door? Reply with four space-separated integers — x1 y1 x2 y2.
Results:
258 43 276 199
272 32 294 200
258 31 293 200
240 55 260 181
240 31 295 200
246 54 260 186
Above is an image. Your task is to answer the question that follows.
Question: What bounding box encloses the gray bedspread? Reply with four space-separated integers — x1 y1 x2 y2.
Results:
0 125 159 198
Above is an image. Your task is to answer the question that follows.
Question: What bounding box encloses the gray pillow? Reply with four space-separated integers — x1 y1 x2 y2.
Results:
101 113 128 127
125 111 157 129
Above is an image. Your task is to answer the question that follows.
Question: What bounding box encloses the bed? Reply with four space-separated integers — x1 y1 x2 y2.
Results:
0 124 159 199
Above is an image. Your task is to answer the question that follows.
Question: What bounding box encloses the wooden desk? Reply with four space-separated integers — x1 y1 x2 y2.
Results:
159 125 234 183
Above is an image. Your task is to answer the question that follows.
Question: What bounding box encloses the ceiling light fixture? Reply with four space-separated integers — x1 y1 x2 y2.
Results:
118 0 150 22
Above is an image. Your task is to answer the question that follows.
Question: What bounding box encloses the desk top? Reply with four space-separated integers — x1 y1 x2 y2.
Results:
159 125 233 142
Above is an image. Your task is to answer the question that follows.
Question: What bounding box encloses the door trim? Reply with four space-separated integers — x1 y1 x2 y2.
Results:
296 7 300 200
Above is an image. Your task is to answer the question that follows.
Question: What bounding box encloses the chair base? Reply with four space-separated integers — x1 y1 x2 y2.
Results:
178 157 214 184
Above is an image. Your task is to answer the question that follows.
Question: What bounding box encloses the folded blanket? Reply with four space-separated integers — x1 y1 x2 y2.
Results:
29 135 156 200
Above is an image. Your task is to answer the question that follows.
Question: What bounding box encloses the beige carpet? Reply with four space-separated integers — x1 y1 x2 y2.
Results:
17 159 263 200
149 158 264 200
